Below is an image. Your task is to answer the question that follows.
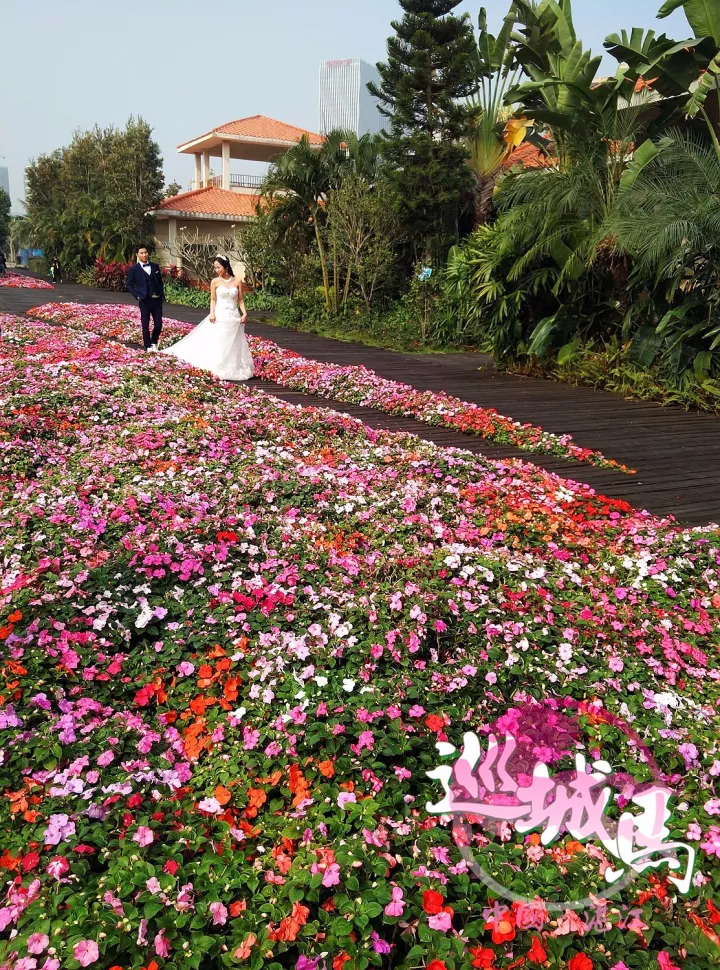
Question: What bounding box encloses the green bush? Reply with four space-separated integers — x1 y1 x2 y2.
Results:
273 291 455 353
162 280 209 309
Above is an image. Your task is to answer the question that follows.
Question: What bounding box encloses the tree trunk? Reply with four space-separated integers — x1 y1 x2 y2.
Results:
474 176 496 226
313 216 331 311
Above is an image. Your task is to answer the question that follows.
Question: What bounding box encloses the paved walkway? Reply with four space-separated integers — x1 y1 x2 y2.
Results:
2 276 720 526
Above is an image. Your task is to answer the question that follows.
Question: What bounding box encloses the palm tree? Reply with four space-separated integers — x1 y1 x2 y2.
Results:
466 8 536 224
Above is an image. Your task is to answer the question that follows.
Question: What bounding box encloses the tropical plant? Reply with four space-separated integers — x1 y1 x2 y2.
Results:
506 0 654 167
464 7 540 224
608 130 720 389
369 0 477 261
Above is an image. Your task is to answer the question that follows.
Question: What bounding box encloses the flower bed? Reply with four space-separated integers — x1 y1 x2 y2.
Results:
0 272 54 290
27 302 632 472
1 313 719 970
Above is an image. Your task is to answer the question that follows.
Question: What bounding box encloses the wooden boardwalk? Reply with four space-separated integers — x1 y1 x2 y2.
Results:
2 277 719 526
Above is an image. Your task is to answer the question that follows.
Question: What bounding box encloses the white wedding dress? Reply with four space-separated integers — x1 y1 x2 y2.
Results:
164 284 254 381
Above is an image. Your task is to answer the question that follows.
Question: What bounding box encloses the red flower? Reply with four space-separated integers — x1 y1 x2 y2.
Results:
568 956 593 970
423 889 445 914
333 955 351 970
163 860 179 875
426 714 444 732
229 900 247 917
528 936 547 964
127 793 143 808
22 852 40 872
469 948 496 968
427 962 448 970
485 908 516 944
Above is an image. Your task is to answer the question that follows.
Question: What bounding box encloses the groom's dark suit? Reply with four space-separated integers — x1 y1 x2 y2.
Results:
127 261 165 349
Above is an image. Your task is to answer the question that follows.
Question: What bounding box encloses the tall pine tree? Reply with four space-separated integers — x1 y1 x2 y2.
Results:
369 0 476 263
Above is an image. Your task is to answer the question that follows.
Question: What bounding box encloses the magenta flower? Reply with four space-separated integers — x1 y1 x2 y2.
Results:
322 863 341 887
384 886 405 917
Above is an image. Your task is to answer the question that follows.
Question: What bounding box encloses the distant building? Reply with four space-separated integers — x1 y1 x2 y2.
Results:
319 59 384 136
0 167 9 199
147 115 324 280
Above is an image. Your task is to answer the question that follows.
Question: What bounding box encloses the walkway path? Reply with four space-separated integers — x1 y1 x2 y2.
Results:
3 277 719 526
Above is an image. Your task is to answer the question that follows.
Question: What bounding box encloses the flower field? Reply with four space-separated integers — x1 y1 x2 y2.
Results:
27 303 632 472
0 273 54 290
1 312 719 970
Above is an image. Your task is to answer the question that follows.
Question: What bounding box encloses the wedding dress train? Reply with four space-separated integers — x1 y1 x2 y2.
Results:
163 284 254 381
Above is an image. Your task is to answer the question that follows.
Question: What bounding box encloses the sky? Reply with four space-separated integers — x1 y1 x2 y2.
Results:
1 0 687 214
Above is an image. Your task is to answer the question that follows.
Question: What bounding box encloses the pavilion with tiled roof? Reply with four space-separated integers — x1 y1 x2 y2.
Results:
149 115 322 278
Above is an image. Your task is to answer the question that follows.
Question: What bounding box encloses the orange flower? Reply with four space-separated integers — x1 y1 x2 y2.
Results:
214 785 232 806
318 760 335 778
233 934 257 960
333 955 351 970
271 901 309 942
229 900 247 917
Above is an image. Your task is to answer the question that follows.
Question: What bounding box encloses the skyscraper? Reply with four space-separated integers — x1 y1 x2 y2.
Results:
319 59 384 137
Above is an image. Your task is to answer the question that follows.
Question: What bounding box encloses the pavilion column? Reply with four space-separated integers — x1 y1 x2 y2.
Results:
221 141 231 190
194 153 202 191
168 217 181 269
202 150 211 187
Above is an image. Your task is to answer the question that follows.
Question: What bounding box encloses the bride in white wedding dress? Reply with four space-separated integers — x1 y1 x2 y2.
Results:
163 256 254 381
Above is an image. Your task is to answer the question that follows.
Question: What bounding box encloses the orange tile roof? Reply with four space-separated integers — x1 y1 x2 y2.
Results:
501 142 555 171
178 115 324 149
150 187 263 219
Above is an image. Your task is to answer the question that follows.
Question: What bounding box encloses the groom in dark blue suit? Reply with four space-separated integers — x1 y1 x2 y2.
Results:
126 245 165 351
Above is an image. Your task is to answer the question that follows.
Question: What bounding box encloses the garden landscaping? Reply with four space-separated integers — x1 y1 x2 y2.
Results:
27 303 631 472
0 273 53 290
1 310 719 970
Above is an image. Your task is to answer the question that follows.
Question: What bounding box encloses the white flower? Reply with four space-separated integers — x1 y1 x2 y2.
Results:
342 678 356 693
135 603 154 630
314 676 328 688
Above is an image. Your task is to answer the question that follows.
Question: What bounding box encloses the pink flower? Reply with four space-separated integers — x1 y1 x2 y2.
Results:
384 886 405 917
337 792 357 809
73 940 99 967
198 797 222 814
657 953 681 970
96 750 114 767
176 661 195 676
394 766 412 780
608 656 624 672
209 901 228 925
133 825 154 846
145 877 162 895
322 863 341 887
428 911 453 931
154 930 171 957
27 934 49 954
43 813 75 846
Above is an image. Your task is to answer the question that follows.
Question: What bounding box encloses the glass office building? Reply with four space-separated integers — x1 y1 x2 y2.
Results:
319 59 384 136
